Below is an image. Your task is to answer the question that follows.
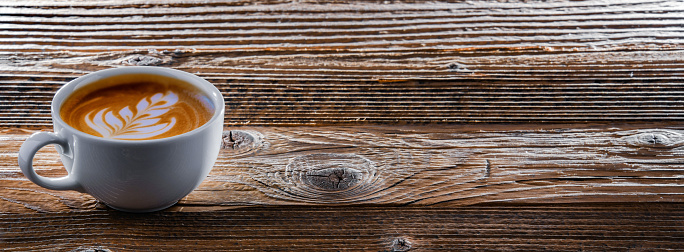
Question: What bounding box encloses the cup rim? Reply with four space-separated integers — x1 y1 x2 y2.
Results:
52 66 225 144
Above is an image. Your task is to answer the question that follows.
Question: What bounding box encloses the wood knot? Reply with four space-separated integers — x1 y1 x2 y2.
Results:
288 153 371 192
69 247 112 252
221 130 265 157
623 129 684 148
389 237 413 252
304 167 363 191
249 153 387 203
122 54 163 66
252 152 417 204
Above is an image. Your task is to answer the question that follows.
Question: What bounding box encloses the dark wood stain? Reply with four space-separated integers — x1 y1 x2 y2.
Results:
1 205 682 251
2 124 682 209
1 0 683 250
1 0 684 127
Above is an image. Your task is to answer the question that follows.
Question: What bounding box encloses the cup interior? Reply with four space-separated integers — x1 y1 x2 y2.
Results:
53 66 224 143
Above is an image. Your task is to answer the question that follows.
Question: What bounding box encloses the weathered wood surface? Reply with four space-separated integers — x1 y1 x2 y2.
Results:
2 124 683 213
2 0 684 126
2 204 682 251
2 0 684 251
2 124 683 250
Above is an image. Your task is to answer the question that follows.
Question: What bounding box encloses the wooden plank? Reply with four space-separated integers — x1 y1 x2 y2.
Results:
1 204 682 251
1 1 683 250
1 0 684 127
1 124 682 213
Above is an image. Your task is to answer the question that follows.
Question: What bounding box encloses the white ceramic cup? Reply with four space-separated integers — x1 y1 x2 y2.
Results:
18 66 225 212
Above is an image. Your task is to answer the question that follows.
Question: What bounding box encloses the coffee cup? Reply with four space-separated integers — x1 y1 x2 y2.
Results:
18 66 225 212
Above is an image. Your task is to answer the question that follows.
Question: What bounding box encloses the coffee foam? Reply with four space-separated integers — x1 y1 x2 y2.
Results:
60 74 215 140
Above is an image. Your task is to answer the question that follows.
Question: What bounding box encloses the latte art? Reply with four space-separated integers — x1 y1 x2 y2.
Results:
60 74 215 140
85 91 179 140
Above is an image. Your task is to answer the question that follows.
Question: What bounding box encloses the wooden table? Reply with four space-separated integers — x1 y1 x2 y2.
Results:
1 0 683 250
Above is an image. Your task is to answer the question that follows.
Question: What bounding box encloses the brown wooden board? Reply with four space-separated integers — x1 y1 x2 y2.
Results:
1 0 684 251
1 0 684 127
1 124 682 213
2 204 682 251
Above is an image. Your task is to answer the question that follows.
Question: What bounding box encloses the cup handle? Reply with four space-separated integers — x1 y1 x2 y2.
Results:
18 132 83 192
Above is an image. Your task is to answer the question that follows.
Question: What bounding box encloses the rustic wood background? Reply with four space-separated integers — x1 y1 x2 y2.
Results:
1 0 683 251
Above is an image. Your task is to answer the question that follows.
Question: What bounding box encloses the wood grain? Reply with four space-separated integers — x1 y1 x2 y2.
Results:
2 0 684 250
2 0 684 127
1 124 682 213
1 204 682 251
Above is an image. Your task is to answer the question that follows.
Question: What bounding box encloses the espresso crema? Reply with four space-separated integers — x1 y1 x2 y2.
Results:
60 73 215 140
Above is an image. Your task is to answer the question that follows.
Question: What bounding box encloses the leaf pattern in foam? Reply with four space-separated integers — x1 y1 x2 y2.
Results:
84 91 179 140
